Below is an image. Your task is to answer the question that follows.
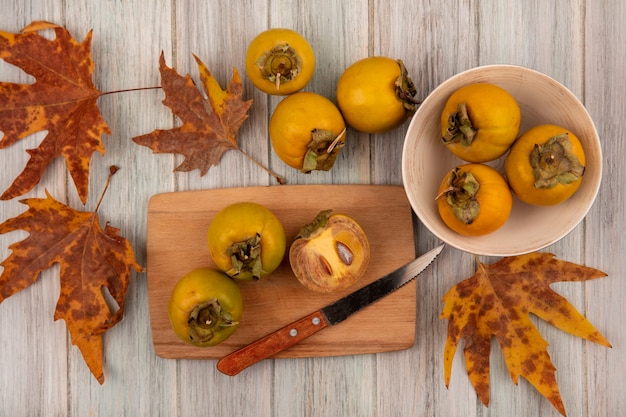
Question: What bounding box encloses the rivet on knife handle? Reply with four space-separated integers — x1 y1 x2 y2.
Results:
217 310 329 376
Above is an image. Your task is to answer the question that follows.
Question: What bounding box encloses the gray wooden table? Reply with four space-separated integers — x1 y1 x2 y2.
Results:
1 1 624 416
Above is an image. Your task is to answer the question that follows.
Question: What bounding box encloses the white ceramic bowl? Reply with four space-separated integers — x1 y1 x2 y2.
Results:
401 65 602 256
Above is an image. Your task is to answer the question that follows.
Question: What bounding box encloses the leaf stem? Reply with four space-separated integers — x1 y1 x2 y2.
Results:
95 166 119 212
100 86 162 96
237 149 286 185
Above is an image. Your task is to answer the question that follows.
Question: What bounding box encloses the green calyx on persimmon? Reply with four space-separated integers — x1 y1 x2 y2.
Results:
301 128 347 173
256 43 302 87
168 268 243 347
207 202 286 281
529 133 585 189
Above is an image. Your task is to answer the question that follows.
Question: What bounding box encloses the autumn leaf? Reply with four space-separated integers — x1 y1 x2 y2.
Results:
132 52 284 183
0 173 143 384
0 21 110 204
441 252 611 416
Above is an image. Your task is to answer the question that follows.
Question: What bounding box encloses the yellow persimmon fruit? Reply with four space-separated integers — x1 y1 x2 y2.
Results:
505 124 586 206
269 92 346 172
245 28 315 95
336 56 419 134
441 83 521 162
437 163 513 236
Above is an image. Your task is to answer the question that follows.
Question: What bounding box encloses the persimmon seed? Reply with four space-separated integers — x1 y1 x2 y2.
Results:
320 256 333 275
336 242 354 265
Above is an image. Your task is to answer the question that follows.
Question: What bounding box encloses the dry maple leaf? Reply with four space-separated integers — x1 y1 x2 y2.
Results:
0 167 143 384
133 52 285 183
0 21 110 204
441 252 611 416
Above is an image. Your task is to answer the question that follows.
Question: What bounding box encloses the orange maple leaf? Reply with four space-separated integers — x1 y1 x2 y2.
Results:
133 53 284 183
0 181 143 384
0 21 110 204
441 252 611 416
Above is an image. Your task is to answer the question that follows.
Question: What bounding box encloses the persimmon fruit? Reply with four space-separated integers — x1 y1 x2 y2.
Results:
289 210 370 293
245 28 315 95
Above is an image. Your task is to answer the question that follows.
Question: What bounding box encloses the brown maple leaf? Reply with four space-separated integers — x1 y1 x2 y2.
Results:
133 52 285 183
0 170 143 384
441 252 611 416
0 21 110 204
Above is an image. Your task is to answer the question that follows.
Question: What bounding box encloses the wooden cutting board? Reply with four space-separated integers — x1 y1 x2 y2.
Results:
146 185 418 359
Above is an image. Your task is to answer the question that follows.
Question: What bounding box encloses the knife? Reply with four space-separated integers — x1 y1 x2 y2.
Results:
216 244 444 376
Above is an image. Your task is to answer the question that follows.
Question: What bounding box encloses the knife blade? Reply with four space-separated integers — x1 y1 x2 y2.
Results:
216 244 444 376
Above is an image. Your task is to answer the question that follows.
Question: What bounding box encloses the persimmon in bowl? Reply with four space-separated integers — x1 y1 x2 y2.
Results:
401 65 602 256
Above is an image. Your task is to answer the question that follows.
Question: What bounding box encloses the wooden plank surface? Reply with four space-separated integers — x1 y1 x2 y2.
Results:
0 0 624 416
147 185 417 359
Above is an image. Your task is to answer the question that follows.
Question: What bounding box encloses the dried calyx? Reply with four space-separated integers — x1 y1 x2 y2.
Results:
301 128 346 173
226 233 263 280
437 168 480 225
443 102 477 146
256 44 302 90
395 59 420 116
531 133 585 188
187 299 238 343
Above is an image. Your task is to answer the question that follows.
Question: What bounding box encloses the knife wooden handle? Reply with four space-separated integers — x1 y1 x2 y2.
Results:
217 310 329 376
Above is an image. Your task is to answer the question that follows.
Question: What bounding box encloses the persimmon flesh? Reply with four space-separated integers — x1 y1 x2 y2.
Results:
289 210 370 293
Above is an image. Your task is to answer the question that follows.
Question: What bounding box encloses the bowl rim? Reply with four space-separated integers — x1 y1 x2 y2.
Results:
401 64 602 256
